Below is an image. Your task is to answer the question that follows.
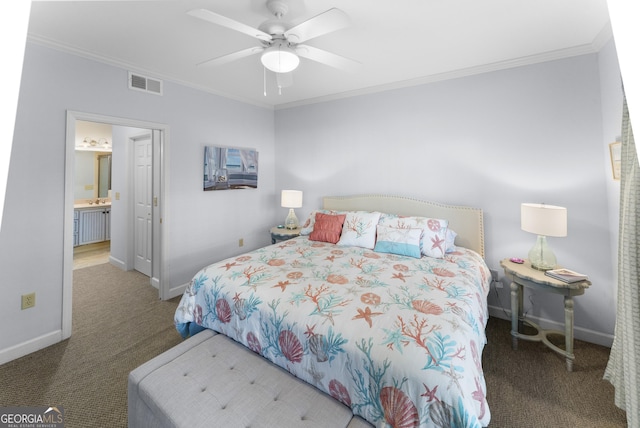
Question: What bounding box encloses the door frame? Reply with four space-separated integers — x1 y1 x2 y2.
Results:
63 111 170 339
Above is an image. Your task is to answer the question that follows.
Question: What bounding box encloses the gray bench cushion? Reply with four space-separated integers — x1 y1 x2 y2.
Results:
128 329 372 428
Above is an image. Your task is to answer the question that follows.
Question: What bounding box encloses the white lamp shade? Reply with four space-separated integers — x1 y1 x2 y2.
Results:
281 190 303 208
521 203 567 237
261 45 300 73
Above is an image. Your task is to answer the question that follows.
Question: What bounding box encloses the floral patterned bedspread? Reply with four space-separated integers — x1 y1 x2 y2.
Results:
175 237 491 427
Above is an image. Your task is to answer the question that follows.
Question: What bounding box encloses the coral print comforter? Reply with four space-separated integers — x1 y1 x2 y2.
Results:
175 237 491 427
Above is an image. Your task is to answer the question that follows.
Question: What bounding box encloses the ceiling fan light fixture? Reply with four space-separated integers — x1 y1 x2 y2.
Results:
261 44 299 73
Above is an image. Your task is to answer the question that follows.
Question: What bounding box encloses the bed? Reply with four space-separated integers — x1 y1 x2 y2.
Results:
174 194 491 427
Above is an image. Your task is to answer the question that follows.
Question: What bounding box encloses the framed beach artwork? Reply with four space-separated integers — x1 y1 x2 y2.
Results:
203 146 259 191
609 142 621 181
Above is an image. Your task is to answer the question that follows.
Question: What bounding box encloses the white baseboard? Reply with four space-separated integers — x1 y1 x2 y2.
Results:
109 255 127 270
488 305 613 348
0 330 63 366
151 277 160 290
166 282 188 300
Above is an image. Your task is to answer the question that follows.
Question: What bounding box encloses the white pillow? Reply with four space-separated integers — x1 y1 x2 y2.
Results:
300 210 341 235
374 225 422 258
337 211 382 249
445 228 457 253
378 213 448 258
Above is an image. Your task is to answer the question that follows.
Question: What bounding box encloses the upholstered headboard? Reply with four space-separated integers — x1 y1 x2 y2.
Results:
323 194 485 258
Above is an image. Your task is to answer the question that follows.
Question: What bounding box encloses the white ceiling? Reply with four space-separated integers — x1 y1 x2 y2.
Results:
27 0 612 110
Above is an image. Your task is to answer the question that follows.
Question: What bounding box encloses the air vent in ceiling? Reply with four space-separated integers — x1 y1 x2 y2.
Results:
128 72 163 95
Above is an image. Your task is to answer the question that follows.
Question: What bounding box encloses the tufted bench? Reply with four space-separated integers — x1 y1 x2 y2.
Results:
128 329 372 428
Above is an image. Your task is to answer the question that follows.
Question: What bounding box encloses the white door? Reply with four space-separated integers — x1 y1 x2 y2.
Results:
134 136 152 277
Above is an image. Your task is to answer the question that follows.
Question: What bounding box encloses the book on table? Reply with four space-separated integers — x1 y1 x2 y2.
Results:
544 268 588 283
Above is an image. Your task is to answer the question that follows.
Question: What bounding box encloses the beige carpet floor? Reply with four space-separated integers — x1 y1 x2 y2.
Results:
483 316 627 427
0 263 182 427
0 262 628 427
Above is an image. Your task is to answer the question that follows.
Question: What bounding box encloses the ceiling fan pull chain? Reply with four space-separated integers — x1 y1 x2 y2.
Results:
263 66 267 96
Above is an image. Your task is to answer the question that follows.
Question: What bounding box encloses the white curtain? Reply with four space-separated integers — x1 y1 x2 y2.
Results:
604 96 640 427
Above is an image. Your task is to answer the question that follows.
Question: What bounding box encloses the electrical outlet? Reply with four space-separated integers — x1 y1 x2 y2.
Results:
490 269 503 289
239 238 244 247
21 292 36 310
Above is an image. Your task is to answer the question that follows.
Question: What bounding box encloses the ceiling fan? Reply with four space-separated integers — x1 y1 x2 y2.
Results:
188 0 360 87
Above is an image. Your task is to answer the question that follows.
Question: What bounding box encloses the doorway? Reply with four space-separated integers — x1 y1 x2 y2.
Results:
63 111 169 340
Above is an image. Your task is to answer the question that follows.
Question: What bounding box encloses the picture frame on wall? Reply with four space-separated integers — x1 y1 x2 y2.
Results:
609 141 621 181
203 145 259 191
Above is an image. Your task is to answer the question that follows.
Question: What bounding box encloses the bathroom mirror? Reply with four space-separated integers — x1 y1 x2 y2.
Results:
74 150 112 200
98 154 112 198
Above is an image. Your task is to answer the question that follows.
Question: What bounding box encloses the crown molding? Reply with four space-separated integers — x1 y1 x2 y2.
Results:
276 39 610 110
28 22 614 113
26 34 275 110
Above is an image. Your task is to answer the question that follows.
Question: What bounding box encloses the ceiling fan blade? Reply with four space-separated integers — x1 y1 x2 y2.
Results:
276 72 293 89
188 8 272 42
284 8 349 44
197 46 264 67
296 45 361 74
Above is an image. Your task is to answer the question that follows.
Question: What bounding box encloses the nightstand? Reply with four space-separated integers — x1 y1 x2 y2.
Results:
270 226 300 244
500 258 591 372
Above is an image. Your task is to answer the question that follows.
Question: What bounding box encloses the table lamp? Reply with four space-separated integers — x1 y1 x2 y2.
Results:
281 190 303 230
521 203 567 270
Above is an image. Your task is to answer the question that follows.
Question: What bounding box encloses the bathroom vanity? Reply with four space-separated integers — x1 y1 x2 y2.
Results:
74 202 111 246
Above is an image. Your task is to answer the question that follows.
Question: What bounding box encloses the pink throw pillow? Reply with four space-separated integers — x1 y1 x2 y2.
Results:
309 213 346 244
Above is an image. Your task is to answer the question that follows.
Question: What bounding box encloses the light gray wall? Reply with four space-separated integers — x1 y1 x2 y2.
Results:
0 42 276 358
275 44 622 345
598 39 623 301
0 37 623 362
